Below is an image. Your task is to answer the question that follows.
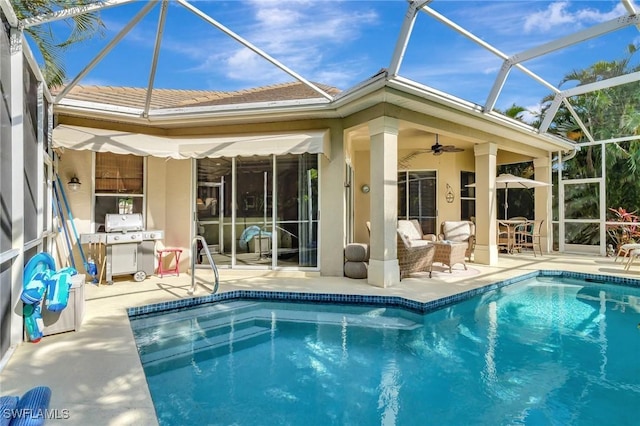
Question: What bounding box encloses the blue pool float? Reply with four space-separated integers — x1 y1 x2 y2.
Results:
21 253 56 343
21 253 77 342
23 253 56 286
45 267 77 312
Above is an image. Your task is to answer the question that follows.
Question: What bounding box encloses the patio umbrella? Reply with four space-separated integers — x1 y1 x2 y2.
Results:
467 174 551 219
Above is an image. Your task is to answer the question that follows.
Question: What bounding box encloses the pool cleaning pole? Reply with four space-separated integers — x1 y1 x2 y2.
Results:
55 174 92 278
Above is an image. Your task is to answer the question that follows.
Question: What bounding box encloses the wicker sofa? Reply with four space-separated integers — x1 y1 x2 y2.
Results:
397 219 436 279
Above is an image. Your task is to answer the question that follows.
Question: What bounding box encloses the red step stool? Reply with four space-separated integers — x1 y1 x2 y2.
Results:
157 248 182 278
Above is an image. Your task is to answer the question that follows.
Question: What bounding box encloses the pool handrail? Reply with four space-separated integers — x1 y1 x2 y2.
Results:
189 236 219 295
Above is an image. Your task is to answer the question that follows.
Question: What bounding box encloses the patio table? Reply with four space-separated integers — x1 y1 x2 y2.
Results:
432 241 467 273
498 219 529 253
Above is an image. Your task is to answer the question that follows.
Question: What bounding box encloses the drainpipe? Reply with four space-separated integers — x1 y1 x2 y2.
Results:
552 146 579 168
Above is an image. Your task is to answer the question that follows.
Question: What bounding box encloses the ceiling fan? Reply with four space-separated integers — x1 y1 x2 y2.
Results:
428 134 464 156
398 134 463 167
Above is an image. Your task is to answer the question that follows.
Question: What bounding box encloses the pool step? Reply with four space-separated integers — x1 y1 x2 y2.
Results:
141 324 272 366
135 304 420 353
135 303 422 369
136 315 270 359
131 300 263 332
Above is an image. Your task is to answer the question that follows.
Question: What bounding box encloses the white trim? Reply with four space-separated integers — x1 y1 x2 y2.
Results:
0 249 19 264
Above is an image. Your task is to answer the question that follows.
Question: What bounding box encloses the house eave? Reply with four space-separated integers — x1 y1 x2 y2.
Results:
53 74 577 154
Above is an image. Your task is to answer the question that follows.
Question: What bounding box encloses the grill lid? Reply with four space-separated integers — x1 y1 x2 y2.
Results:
105 213 144 233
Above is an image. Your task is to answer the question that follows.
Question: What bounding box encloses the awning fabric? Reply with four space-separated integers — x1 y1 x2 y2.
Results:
52 124 331 159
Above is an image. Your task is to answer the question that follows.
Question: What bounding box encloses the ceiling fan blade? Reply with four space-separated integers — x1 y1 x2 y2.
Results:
441 145 464 152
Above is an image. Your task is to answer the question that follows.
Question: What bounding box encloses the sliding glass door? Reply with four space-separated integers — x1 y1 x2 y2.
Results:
195 153 318 269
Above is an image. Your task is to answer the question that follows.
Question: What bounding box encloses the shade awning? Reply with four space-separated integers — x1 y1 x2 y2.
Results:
52 124 331 159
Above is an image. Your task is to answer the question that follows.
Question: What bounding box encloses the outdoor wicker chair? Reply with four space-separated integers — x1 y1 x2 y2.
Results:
439 221 475 261
513 219 544 256
397 229 435 279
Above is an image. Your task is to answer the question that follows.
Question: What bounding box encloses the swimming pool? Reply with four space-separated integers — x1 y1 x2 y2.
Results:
129 272 640 425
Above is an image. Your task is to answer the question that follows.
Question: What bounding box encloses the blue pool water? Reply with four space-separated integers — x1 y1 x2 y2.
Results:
130 275 640 425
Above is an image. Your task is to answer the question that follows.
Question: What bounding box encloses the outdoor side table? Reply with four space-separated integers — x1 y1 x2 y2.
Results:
433 241 468 273
157 248 182 278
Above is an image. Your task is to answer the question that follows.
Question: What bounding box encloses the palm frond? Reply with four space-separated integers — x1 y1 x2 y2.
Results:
11 0 105 86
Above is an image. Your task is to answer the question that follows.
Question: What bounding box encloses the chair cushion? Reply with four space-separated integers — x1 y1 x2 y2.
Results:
398 220 422 241
442 221 471 242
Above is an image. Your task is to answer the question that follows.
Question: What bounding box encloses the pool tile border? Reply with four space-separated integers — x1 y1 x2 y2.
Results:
127 270 640 319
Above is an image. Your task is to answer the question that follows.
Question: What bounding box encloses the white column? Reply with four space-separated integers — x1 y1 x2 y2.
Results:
367 117 400 288
474 143 498 265
534 156 552 253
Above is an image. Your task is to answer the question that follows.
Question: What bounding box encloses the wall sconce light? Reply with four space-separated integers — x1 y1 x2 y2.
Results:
67 176 81 191
445 183 455 203
361 184 370 194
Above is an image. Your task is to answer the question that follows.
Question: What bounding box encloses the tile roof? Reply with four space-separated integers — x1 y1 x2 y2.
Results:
51 81 341 110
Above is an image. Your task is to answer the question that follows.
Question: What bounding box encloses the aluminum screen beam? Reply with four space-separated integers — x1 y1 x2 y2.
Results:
420 5 557 114
622 0 640 30
20 0 138 28
511 14 640 65
389 1 432 76
487 8 640 113
540 70 640 131
564 70 640 97
0 0 18 27
143 0 169 118
538 96 593 143
563 100 595 144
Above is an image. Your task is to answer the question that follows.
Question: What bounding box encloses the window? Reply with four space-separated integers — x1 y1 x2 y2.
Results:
94 153 144 230
460 171 475 221
398 171 437 234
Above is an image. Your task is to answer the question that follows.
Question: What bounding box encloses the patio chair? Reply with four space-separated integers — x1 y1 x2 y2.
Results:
614 243 640 262
624 248 640 270
397 219 437 244
513 220 544 256
497 221 511 253
397 229 435 279
439 221 475 261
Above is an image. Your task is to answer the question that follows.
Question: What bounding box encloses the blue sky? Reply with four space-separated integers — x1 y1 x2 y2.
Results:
42 0 640 113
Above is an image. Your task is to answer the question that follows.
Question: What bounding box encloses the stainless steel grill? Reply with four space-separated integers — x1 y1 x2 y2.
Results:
80 214 164 284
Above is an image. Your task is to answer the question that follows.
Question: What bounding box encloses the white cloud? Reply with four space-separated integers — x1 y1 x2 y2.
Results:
523 1 626 33
216 0 379 86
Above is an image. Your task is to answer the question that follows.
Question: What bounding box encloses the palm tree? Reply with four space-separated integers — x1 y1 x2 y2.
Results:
498 103 530 122
11 0 105 87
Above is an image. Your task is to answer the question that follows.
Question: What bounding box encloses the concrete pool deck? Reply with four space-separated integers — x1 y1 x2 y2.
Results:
1 252 637 425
